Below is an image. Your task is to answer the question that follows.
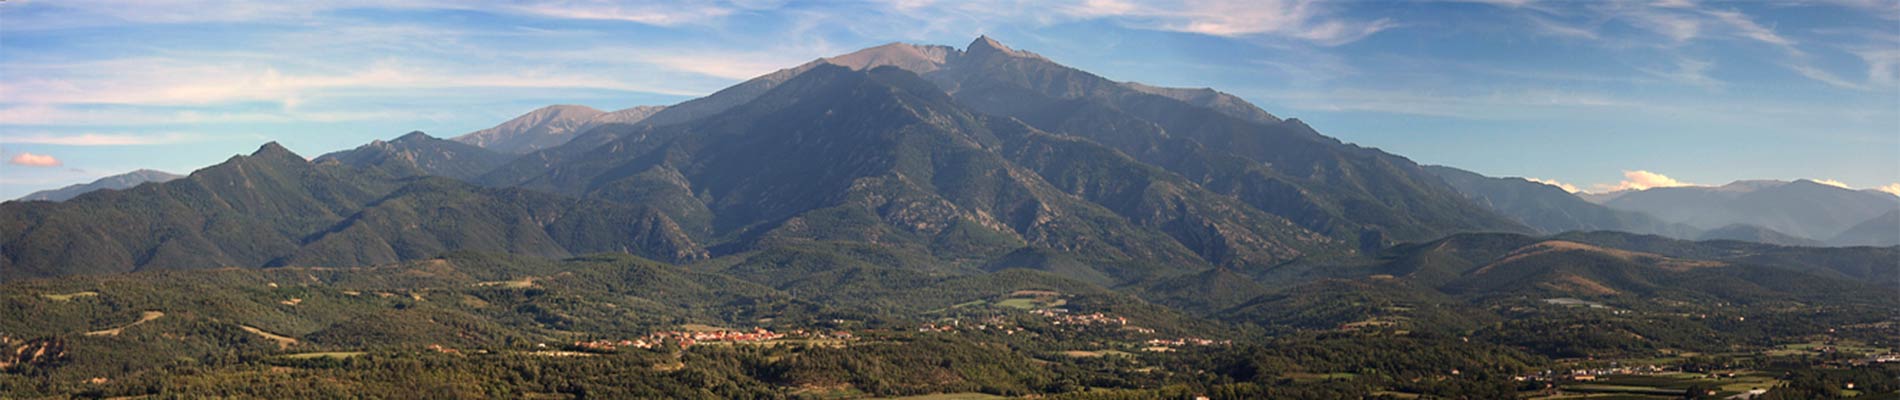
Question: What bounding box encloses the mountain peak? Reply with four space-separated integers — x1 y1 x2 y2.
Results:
252 141 299 159
971 35 1005 50
394 131 434 142
965 35 1038 60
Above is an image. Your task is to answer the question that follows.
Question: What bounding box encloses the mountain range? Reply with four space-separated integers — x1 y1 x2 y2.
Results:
1595 180 1898 245
3 36 1897 399
1428 166 1899 247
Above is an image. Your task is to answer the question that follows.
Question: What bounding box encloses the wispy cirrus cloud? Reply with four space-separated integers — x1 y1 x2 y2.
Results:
0 132 203 146
3 0 747 29
1470 0 1894 91
1060 0 1394 45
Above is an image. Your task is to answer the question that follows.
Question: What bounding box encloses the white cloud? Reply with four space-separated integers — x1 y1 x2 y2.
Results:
1593 170 1697 192
1525 177 1581 193
1812 178 1851 188
9 152 62 167
1877 183 1900 197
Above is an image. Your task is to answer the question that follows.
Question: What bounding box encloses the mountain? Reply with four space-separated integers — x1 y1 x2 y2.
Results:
312 131 514 180
1829 210 1900 246
1425 165 1696 237
1696 224 1823 247
17 169 182 202
1 143 398 279
495 65 1258 283
1601 179 1899 241
487 36 1528 252
0 143 704 281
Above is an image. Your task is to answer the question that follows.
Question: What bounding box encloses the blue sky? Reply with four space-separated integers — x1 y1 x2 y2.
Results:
2 0 1896 200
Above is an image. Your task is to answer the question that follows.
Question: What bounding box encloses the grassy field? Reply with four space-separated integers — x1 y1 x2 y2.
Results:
40 291 99 301
239 325 299 349
1548 372 1781 399
281 352 366 359
1285 372 1359 382
994 298 1039 309
1766 340 1890 357
474 277 536 288
1059 349 1134 358
1563 384 1684 395
83 310 163 336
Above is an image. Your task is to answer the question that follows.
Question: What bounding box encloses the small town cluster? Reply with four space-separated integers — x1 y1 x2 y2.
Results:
571 328 855 351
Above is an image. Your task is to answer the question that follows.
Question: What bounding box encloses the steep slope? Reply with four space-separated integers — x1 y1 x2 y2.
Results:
1425 165 1697 237
17 169 183 202
452 104 606 154
917 37 1528 244
1604 180 1900 241
1120 81 1281 125
313 131 514 180
283 177 705 266
489 37 1525 255
1829 210 1900 247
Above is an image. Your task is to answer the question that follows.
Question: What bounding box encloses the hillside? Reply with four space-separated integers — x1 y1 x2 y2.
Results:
16 169 182 202
1830 210 1900 246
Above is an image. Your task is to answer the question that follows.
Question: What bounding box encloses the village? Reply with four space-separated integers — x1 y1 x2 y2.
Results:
570 328 855 352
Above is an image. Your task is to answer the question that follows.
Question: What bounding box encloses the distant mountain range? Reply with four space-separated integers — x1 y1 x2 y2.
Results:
1428 166 1899 247
1424 166 1696 238
4 37 1892 285
1595 180 1898 245
16 169 181 202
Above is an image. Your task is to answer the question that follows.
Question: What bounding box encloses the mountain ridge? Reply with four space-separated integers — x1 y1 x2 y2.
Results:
17 169 183 202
